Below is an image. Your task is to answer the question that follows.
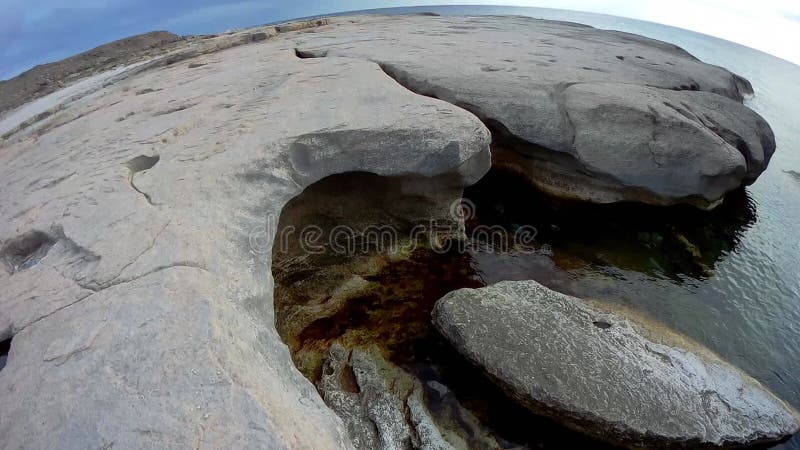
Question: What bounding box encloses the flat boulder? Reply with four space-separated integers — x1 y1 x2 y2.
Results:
432 280 799 447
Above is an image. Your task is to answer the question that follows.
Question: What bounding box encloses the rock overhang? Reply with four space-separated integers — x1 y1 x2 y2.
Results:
291 14 776 209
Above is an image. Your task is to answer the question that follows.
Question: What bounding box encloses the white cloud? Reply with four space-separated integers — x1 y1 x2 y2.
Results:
159 1 276 32
636 0 800 64
377 0 800 65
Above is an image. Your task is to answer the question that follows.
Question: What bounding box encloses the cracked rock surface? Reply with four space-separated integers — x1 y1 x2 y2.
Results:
291 14 775 208
0 18 489 448
432 280 800 448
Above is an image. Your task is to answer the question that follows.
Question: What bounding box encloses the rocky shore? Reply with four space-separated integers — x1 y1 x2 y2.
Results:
0 13 794 449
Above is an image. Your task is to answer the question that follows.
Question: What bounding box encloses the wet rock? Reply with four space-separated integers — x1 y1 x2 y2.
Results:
318 344 452 450
291 15 775 208
271 171 482 380
433 280 800 448
418 380 506 449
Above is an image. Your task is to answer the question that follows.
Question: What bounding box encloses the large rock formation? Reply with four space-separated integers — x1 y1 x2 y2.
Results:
0 13 789 449
0 19 489 448
432 280 800 448
291 14 775 208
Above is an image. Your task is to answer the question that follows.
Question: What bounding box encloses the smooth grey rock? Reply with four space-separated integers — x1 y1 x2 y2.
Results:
0 21 489 448
291 15 775 208
432 280 800 448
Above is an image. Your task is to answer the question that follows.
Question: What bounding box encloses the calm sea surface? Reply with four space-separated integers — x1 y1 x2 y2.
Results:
339 6 800 448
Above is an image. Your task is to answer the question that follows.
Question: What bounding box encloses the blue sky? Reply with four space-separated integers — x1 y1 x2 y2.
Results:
2 0 799 80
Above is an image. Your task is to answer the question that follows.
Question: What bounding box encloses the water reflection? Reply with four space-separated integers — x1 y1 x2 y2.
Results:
465 168 799 450
464 169 757 282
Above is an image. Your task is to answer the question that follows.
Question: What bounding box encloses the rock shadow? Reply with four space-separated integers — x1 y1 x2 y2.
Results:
464 168 756 281
0 230 57 274
0 338 10 372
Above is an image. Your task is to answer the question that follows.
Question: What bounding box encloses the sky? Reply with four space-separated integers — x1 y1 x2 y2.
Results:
1 0 799 80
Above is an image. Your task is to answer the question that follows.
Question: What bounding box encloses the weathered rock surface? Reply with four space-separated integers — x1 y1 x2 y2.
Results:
319 344 452 450
291 14 775 208
432 280 800 448
0 19 489 448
